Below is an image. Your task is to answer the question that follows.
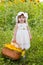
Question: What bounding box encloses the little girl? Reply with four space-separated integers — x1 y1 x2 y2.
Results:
11 12 32 58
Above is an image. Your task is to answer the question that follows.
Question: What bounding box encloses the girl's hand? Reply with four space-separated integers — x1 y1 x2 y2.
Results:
29 34 32 40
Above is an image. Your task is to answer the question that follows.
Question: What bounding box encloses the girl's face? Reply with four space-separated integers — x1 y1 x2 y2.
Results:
18 14 26 23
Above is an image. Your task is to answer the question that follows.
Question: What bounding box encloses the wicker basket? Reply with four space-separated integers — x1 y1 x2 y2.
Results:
2 44 22 60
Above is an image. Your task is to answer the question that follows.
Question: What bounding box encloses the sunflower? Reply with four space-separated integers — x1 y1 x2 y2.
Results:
5 44 22 53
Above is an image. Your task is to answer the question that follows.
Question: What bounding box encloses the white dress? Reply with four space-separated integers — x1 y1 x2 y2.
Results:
16 23 30 50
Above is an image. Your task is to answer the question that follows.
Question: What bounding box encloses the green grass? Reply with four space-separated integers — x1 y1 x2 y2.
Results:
0 1 43 65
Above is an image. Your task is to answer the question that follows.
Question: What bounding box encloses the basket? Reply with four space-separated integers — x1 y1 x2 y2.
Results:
2 44 22 60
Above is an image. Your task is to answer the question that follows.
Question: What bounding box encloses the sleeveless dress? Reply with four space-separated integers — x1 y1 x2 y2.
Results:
16 23 30 50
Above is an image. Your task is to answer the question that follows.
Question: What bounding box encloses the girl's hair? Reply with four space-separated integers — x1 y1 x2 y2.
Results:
17 14 26 23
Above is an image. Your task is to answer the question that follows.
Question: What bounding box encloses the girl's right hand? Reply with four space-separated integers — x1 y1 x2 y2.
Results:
11 39 16 45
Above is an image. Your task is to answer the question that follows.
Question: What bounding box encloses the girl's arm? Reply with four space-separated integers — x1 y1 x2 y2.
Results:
11 23 18 43
27 25 32 40
11 23 21 48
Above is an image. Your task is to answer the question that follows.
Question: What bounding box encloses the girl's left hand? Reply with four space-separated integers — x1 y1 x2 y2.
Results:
29 35 32 40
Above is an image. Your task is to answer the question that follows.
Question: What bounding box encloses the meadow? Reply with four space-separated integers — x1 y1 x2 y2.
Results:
0 1 43 65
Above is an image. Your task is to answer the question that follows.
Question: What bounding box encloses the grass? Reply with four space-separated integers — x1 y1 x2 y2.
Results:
0 1 43 65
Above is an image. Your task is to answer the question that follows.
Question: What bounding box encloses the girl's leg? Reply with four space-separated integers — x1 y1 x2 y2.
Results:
21 49 26 65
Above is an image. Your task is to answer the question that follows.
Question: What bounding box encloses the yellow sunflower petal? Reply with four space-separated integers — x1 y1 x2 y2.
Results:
5 44 22 52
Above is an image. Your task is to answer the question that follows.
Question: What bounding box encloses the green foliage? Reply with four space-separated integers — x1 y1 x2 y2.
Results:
0 1 43 65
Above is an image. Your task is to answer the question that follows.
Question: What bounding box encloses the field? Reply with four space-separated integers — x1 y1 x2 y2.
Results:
0 1 43 65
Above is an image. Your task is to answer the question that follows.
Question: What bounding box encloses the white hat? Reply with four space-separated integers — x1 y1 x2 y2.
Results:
16 12 28 23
